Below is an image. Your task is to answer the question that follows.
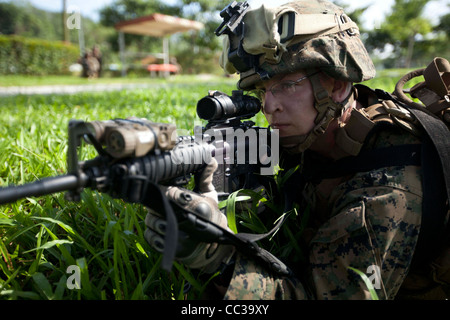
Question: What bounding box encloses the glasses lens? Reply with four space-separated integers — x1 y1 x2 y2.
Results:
271 81 296 98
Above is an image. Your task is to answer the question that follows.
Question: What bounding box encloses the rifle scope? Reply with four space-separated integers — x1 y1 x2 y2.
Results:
196 90 261 121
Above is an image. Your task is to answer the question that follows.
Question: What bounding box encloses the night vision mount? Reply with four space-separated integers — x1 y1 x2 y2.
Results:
215 1 256 73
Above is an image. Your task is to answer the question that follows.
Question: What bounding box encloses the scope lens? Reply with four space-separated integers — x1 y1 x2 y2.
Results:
196 92 261 121
197 97 222 120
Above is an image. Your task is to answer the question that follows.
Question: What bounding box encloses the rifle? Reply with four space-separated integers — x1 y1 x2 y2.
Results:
0 90 287 275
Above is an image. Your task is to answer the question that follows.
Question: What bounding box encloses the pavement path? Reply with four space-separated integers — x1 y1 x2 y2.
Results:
0 83 161 96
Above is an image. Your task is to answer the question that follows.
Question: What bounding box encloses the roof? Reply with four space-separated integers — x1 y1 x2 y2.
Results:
115 13 204 37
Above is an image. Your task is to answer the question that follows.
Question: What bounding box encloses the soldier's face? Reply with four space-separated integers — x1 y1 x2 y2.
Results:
260 71 318 138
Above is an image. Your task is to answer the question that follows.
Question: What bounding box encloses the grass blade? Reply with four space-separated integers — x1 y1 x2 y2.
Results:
348 266 380 300
23 240 73 253
32 272 53 300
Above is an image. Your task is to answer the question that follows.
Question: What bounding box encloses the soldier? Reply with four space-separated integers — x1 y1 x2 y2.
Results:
80 49 101 79
145 0 449 299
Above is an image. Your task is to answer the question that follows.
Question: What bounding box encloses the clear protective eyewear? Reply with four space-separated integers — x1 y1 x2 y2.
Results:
252 71 320 102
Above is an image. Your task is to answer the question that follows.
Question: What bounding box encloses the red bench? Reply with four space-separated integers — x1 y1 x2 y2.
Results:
147 64 179 75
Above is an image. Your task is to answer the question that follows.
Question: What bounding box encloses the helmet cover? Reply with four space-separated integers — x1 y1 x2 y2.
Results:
219 0 376 89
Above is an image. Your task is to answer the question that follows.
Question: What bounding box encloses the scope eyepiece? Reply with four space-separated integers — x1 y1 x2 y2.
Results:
196 90 261 121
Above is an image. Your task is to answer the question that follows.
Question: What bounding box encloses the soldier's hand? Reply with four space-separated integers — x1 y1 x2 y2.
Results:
144 159 235 273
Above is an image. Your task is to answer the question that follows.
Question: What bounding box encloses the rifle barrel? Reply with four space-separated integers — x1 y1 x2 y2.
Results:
0 175 80 205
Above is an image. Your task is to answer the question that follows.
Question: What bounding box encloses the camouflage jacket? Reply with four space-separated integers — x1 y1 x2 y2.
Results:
223 103 424 300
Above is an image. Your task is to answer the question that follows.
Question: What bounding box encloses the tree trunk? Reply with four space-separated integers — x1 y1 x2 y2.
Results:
405 33 416 68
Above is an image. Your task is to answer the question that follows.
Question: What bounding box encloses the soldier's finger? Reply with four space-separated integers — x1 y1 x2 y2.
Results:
144 229 165 253
145 213 167 235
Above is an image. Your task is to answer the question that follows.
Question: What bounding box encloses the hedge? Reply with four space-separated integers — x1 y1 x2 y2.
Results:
0 35 79 75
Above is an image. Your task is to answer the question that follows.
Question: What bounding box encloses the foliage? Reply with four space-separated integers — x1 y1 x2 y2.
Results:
0 1 111 47
365 0 449 69
0 35 79 75
0 2 61 40
382 0 433 68
347 267 379 300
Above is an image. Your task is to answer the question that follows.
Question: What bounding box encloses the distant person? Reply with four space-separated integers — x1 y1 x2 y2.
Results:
79 50 100 79
92 45 103 77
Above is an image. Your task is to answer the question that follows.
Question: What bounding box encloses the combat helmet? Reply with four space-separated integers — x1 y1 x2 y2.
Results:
217 0 376 153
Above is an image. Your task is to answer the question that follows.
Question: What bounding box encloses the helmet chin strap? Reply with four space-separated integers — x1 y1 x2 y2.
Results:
280 71 356 154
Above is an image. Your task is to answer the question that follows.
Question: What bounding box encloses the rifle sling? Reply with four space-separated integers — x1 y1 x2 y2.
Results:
141 181 179 272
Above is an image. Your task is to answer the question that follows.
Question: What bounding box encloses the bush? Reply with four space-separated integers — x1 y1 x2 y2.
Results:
0 35 79 76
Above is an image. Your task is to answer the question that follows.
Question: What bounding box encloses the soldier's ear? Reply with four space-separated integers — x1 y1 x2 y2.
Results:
331 80 352 103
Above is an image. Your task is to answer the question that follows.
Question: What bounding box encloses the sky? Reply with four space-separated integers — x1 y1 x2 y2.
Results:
14 0 450 30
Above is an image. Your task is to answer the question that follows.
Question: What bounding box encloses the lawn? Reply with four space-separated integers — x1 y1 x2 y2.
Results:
0 71 419 300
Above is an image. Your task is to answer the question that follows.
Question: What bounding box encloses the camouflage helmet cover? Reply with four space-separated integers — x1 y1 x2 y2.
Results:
220 0 376 90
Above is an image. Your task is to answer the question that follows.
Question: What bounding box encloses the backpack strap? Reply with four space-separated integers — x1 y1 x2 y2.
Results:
335 85 423 158
307 144 422 181
373 89 450 266
415 134 448 265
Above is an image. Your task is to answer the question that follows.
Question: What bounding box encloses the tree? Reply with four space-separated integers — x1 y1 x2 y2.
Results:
100 0 181 27
170 0 230 73
366 0 434 68
435 10 450 34
62 0 69 42
0 1 116 71
0 2 60 40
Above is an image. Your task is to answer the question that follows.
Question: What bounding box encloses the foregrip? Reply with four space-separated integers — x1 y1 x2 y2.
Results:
111 140 213 203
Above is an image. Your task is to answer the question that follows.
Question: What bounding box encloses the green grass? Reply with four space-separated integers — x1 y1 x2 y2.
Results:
0 71 412 300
